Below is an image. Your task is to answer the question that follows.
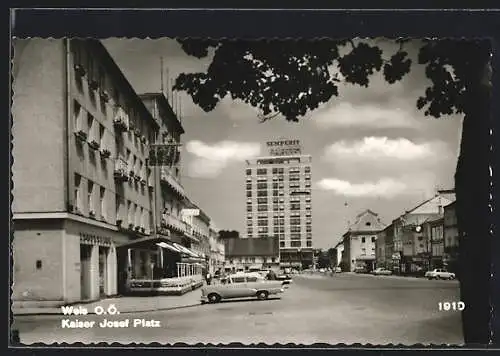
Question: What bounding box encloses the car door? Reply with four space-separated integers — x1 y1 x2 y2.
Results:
226 276 248 298
245 276 260 295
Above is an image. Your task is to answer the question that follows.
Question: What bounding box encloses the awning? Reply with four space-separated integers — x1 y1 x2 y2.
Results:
172 243 199 258
117 235 177 249
156 241 181 253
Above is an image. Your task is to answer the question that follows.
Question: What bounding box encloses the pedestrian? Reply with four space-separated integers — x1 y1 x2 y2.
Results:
266 270 276 280
205 271 212 285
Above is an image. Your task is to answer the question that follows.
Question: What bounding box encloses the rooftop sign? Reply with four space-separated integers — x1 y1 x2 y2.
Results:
266 138 302 156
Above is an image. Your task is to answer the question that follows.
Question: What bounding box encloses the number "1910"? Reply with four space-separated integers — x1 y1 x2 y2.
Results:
438 302 465 311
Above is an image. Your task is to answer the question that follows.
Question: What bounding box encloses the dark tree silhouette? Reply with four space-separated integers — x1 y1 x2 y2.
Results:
174 38 492 344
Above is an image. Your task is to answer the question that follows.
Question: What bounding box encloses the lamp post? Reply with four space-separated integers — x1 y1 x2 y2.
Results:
298 248 302 271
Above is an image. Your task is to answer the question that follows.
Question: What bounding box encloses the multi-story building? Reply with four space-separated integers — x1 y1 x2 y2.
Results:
245 138 313 270
208 223 225 274
341 210 385 272
375 228 387 269
186 204 211 269
224 237 280 272
12 39 162 306
391 193 453 274
335 242 344 268
423 216 445 270
443 201 459 274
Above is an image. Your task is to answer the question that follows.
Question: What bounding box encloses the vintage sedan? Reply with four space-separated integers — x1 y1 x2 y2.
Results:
371 267 393 276
201 272 285 304
425 268 456 280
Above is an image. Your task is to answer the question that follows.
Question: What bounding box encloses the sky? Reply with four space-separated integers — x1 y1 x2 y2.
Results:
103 38 463 249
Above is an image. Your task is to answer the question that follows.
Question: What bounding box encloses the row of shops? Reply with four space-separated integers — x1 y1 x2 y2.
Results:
12 217 210 308
121 235 207 295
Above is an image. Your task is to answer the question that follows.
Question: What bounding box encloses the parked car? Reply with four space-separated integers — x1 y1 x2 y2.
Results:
425 268 456 280
371 268 392 276
201 272 285 304
354 266 368 273
276 272 293 285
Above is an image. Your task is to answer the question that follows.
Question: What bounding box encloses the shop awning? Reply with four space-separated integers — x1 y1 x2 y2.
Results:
156 241 181 253
172 242 199 258
117 235 177 250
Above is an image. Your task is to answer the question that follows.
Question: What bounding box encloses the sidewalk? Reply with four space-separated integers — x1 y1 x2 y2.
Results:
12 288 203 316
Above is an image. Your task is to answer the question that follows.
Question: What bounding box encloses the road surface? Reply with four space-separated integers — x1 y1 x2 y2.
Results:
13 273 464 345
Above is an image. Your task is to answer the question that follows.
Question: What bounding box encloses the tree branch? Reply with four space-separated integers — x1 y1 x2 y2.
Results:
257 112 280 123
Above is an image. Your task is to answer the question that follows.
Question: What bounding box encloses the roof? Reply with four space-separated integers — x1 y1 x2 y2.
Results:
225 237 279 257
345 209 385 234
403 194 454 215
88 40 159 130
139 92 185 134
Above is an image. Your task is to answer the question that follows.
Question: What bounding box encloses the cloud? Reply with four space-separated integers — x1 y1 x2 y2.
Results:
323 137 448 161
312 102 420 130
316 173 437 199
317 177 408 198
185 140 261 178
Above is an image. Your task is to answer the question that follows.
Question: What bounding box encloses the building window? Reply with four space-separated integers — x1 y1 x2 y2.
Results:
100 186 106 220
127 200 133 226
87 113 95 142
257 168 267 175
257 220 268 226
74 174 82 212
73 100 83 132
362 237 366 243
87 181 94 214
246 191 252 197
257 191 268 197
246 169 252 175
246 184 252 190
99 124 105 149
371 236 376 242
305 166 311 173
291 241 301 247
280 242 285 248
306 241 312 247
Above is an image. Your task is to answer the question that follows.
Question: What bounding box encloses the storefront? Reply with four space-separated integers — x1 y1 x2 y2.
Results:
355 256 376 272
117 236 205 295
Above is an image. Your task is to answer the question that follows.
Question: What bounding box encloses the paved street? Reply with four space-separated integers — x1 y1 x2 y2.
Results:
13 273 463 345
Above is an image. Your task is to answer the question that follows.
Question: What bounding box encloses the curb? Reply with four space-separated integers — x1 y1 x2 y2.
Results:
12 302 203 317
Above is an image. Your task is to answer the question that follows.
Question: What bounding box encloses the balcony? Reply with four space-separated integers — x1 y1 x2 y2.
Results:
113 158 128 182
160 168 185 197
113 107 129 132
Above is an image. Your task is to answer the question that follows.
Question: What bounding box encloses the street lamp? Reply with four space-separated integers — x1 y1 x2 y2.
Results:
298 248 302 271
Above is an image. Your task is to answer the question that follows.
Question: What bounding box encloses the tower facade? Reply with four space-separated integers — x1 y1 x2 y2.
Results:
245 138 313 270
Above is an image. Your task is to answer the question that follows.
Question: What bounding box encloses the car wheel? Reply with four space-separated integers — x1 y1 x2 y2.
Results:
207 293 221 304
257 291 269 300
